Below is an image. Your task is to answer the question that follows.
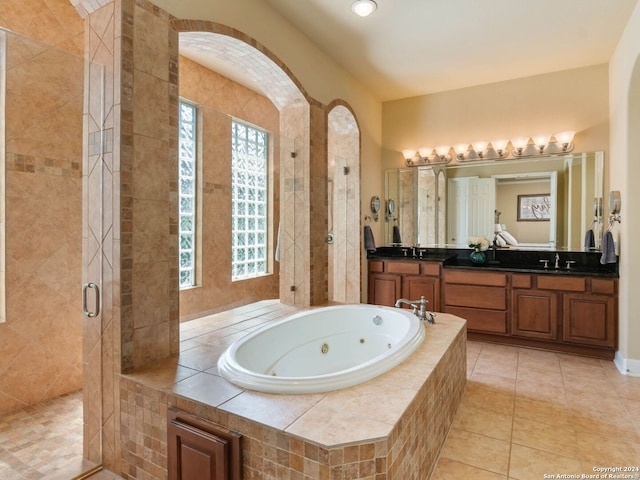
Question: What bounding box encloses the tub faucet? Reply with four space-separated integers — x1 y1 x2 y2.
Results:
394 296 436 324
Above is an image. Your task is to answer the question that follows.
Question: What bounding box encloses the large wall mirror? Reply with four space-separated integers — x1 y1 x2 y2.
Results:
384 152 604 251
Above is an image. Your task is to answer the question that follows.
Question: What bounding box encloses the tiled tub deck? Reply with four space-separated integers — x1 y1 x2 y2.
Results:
119 301 467 480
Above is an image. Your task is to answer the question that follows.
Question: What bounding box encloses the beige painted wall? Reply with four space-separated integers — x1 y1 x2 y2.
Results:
496 182 552 244
610 1 640 368
382 64 609 172
178 56 280 318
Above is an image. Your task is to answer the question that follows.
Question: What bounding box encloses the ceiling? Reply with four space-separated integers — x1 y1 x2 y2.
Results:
249 0 638 102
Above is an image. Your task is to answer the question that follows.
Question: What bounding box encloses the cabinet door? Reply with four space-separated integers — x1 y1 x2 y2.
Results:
512 289 559 340
168 420 229 480
368 273 402 307
402 275 440 311
563 293 616 348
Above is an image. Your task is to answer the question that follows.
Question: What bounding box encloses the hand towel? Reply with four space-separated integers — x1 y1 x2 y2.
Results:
600 231 616 264
495 234 507 247
392 225 402 244
584 229 595 249
499 230 518 246
364 225 376 251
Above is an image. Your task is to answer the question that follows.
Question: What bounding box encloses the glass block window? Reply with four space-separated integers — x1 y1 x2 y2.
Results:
231 120 268 281
179 101 197 288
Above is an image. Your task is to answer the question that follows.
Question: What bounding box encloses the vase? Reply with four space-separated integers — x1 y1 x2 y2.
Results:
469 248 486 265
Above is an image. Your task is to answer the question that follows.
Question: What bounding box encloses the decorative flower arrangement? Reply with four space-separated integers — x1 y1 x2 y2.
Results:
468 236 490 252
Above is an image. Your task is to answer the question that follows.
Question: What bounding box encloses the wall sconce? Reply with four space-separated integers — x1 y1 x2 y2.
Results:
402 130 575 166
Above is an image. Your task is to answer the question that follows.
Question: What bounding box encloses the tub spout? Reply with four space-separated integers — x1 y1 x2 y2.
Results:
394 296 436 324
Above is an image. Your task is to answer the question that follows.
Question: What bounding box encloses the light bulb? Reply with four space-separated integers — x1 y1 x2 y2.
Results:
435 145 450 157
402 149 416 161
511 137 530 150
472 141 488 153
555 130 575 145
453 144 469 155
418 147 433 158
351 0 377 17
492 139 509 152
533 134 549 146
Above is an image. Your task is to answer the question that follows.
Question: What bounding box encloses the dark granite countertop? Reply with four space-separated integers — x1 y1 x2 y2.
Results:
367 246 619 278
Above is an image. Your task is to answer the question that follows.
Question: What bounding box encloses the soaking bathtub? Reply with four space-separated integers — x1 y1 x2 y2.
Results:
217 304 425 394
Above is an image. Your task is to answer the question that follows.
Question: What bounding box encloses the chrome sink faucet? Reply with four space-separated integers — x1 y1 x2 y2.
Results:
554 253 560 269
394 296 436 324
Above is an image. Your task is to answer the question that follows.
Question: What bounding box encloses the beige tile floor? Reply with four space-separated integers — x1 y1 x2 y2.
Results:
1 318 639 480
432 341 640 480
0 390 84 479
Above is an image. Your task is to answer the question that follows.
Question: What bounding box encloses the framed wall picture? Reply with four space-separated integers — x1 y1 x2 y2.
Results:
517 194 551 221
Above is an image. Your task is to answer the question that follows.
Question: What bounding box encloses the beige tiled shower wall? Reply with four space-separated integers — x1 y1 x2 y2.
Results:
178 56 280 319
327 105 360 303
0 0 85 416
279 101 311 306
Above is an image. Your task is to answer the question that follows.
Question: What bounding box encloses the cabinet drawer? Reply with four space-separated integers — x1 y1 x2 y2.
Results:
444 270 507 287
369 260 384 273
591 278 616 295
386 261 420 275
445 306 508 334
445 284 506 310
537 276 585 292
421 262 441 276
512 274 532 289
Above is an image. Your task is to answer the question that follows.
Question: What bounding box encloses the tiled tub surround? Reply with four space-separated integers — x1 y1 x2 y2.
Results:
118 300 467 480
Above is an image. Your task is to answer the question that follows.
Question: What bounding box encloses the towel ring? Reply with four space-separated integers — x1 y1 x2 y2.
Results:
364 215 372 224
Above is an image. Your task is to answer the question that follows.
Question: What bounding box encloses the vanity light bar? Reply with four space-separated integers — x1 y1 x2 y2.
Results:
402 131 575 166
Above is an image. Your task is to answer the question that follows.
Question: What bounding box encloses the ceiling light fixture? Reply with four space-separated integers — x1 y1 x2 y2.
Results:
351 0 377 17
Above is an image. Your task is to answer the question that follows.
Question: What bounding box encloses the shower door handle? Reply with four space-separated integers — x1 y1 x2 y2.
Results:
82 282 100 318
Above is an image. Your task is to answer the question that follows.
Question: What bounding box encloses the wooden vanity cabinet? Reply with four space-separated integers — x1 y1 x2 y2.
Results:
443 270 508 334
368 274 402 307
368 260 441 310
368 258 618 358
563 285 617 348
510 274 617 354
402 262 441 311
511 274 559 340
368 260 402 307
536 276 617 349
